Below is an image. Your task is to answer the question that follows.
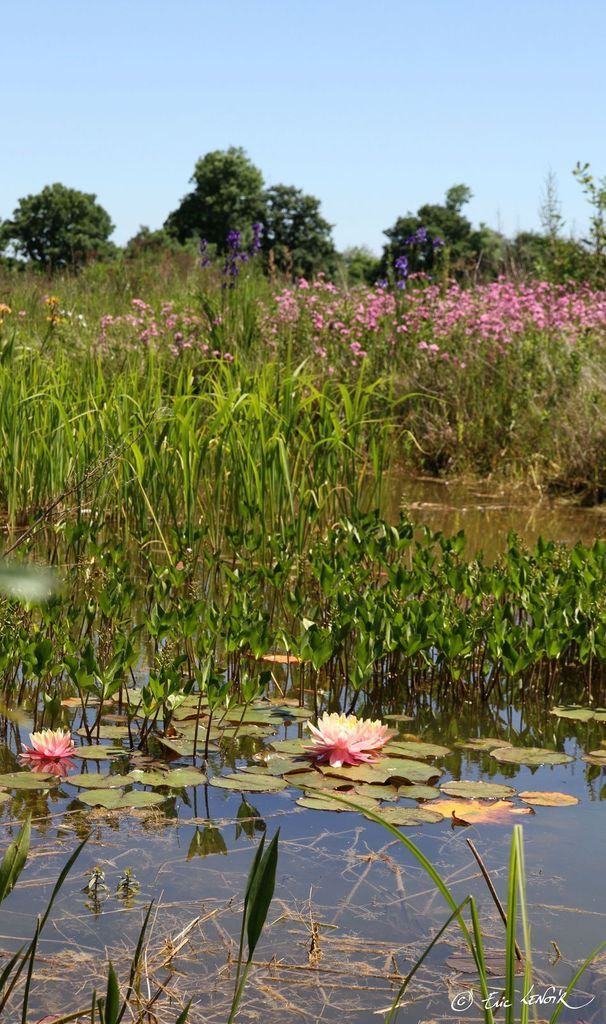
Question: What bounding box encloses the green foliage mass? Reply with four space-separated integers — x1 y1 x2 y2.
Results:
164 146 265 248
1 183 115 270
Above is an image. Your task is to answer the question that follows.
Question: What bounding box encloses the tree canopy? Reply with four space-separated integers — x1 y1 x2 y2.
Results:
381 184 502 278
164 147 265 249
262 184 336 278
1 183 115 270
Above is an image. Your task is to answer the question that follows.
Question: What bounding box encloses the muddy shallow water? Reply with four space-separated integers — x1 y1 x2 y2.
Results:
3 484 606 1023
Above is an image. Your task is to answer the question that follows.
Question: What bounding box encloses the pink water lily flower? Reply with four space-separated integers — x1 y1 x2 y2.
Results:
306 713 392 767
19 729 77 766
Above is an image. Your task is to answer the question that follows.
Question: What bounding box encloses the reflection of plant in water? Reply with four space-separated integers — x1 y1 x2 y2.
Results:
83 864 109 914
116 867 140 906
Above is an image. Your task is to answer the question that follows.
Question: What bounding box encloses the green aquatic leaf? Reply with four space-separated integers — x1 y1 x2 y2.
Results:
490 746 574 766
76 725 130 739
242 757 308 776
368 806 444 826
385 740 451 759
0 772 58 790
210 774 289 793
550 705 597 722
64 773 134 789
396 784 440 801
353 783 400 801
74 745 124 760
383 714 414 722
319 758 441 786
266 738 308 755
581 749 606 765
78 789 165 809
296 794 379 812
129 767 208 788
440 780 517 799
286 770 355 791
455 738 513 751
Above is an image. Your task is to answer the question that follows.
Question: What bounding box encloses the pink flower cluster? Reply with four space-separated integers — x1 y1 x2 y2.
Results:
98 299 234 361
260 276 606 371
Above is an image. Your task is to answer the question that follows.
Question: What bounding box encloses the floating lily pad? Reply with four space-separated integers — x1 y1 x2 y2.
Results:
397 784 440 801
78 789 166 809
287 770 355 791
385 740 451 759
550 706 597 722
581 750 606 765
129 768 207 788
245 757 307 776
73 745 124 760
519 791 579 807
76 725 130 739
490 746 573 766
267 738 308 755
319 758 441 786
455 738 512 751
353 783 400 801
431 799 533 825
383 714 414 722
209 774 289 793
375 806 444 826
440 780 516 799
295 794 378 812
65 773 134 789
0 772 58 790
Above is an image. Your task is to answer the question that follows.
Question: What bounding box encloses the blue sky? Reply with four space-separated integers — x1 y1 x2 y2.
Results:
3 0 605 254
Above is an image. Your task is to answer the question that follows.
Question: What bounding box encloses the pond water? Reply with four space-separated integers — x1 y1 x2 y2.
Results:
2 485 606 1024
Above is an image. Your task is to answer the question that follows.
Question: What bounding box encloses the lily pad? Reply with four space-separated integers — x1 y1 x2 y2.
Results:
375 806 444 826
73 745 124 760
244 757 307 776
129 768 207 788
519 791 579 807
490 746 573 766
0 772 58 790
209 774 289 793
440 780 516 799
581 750 606 765
383 714 414 722
397 784 440 801
320 758 441 786
267 738 308 755
65 773 134 789
385 740 451 759
296 794 379 812
287 771 355 791
76 725 129 739
550 706 596 722
455 738 512 751
78 789 165 809
431 799 533 825
353 783 400 801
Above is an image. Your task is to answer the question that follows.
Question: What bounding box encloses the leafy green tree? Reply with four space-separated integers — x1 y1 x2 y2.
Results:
261 184 336 278
165 147 265 249
381 184 500 278
339 245 381 285
123 225 192 260
1 183 115 270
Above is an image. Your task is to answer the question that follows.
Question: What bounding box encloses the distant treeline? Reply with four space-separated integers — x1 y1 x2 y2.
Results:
1 149 605 285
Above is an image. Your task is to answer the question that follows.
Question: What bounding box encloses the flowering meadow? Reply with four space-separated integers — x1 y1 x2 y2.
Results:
2 260 606 496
